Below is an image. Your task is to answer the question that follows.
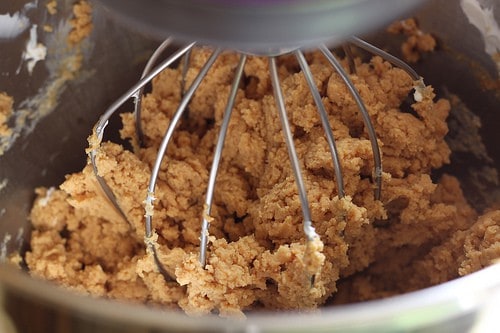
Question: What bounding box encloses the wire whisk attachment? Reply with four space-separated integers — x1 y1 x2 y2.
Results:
87 37 421 282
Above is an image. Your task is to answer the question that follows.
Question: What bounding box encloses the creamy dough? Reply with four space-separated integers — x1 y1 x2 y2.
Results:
25 48 500 317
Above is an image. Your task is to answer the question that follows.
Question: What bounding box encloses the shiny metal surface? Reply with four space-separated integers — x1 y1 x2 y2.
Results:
0 263 499 332
96 0 425 54
0 0 499 332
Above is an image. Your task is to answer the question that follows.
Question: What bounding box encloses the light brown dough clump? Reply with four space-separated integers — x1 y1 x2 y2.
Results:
25 49 500 316
387 18 437 63
67 0 93 46
0 93 13 137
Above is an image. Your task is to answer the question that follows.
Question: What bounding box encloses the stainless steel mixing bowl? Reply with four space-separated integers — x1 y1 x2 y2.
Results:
0 0 499 332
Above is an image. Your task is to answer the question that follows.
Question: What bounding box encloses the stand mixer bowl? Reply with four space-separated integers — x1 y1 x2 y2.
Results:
0 0 499 332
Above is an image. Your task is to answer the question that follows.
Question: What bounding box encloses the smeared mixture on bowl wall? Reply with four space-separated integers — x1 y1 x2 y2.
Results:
24 48 500 317
0 0 93 156
0 93 14 138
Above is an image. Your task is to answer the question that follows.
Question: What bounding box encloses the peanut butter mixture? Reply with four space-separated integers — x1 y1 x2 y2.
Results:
67 0 93 46
25 49 500 316
0 93 13 137
387 18 436 63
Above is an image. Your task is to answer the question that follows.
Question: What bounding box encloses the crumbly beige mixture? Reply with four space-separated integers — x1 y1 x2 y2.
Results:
46 0 58 15
387 18 436 63
333 202 500 303
67 1 93 46
25 49 500 316
43 25 54 33
0 93 13 137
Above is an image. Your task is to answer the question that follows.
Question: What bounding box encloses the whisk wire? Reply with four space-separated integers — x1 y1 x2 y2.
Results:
89 43 196 230
90 144 130 222
145 48 222 239
269 57 319 242
349 37 420 80
89 43 194 227
94 43 196 140
319 45 383 200
134 37 174 147
199 54 247 267
295 50 346 199
342 44 357 74
180 48 193 96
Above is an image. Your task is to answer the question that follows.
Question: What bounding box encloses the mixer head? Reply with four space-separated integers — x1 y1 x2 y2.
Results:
95 0 425 54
